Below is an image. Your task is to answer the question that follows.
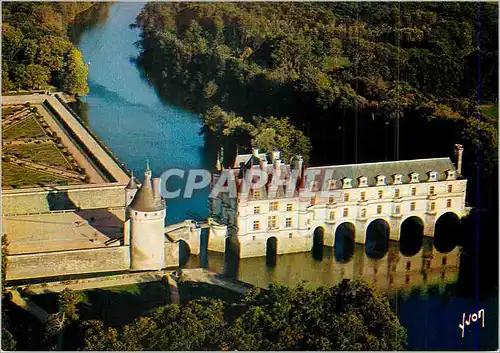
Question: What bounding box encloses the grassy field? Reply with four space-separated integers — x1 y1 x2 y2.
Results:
1 162 75 188
3 116 47 140
2 106 24 117
4 143 74 169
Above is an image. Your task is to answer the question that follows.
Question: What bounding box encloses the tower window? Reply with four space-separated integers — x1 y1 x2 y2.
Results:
360 192 366 201
329 196 335 204
377 205 382 214
253 220 260 230
411 187 417 196
329 211 335 220
446 199 452 208
410 202 416 211
394 188 400 198
343 208 349 217
253 190 262 200
270 201 278 211
378 190 383 199
429 186 435 195
254 206 260 214
344 193 350 202
448 185 453 193
395 206 400 214
286 203 293 211
361 208 366 217
430 202 436 211
285 217 292 228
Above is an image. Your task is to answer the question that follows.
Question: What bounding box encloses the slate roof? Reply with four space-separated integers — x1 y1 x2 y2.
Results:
308 157 457 189
126 175 138 189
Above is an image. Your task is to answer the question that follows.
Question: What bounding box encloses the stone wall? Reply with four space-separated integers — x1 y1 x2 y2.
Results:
2 183 126 215
164 242 179 268
6 246 130 280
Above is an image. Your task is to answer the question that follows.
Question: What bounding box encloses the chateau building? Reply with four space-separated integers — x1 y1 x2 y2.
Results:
209 145 467 258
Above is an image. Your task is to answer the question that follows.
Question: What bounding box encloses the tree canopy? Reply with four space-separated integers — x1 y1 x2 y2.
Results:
83 280 406 351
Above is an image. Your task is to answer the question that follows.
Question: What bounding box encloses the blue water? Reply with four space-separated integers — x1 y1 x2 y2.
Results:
76 2 209 224
74 3 498 350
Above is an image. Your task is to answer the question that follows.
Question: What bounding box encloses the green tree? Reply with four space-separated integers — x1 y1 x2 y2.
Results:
21 64 51 90
59 49 89 96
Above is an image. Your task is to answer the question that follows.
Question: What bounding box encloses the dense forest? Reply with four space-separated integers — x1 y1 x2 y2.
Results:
133 2 497 191
1 2 109 96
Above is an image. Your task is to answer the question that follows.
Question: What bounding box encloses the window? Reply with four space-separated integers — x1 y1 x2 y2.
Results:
446 199 452 208
359 177 368 187
254 206 260 214
270 201 278 211
376 175 386 186
268 216 277 229
342 178 352 188
431 202 436 211
329 211 335 220
378 190 383 199
253 190 262 200
286 203 293 211
410 173 419 183
410 202 416 211
429 186 435 195
361 208 366 217
343 208 349 217
360 192 366 201
406 261 411 270
377 205 382 214
448 185 453 193
411 187 417 196
253 220 260 230
344 193 350 202
329 196 335 204
393 174 403 184
428 171 438 182
394 188 400 198
329 179 336 190
310 196 316 206
395 205 401 214
285 217 292 228
289 232 293 238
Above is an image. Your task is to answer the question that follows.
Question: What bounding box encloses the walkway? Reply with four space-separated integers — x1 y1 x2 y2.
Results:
179 268 256 294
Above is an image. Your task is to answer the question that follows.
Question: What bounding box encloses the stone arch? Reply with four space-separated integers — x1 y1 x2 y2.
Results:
365 219 390 259
334 222 355 263
434 212 461 253
399 216 424 256
312 226 325 261
266 236 278 266
178 239 191 267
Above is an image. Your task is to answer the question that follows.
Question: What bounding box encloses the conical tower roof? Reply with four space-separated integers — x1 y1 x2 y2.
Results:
126 173 138 189
129 167 165 212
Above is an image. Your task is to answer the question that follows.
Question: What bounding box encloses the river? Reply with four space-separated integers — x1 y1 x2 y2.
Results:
72 3 497 350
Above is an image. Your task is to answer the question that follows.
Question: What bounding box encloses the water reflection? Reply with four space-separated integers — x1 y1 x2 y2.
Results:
184 238 460 295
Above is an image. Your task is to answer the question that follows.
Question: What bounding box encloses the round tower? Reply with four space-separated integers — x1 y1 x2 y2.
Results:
128 165 166 271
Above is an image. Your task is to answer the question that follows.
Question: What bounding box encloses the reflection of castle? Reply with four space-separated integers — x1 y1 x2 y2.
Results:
209 145 468 258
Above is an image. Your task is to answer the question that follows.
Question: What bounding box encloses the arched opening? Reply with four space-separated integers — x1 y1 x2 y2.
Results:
434 212 461 253
178 240 191 267
334 222 355 263
312 227 325 261
266 237 277 266
365 219 390 259
400 216 424 256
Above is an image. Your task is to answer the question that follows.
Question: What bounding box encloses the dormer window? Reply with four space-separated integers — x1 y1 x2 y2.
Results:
427 171 438 182
393 174 403 185
342 178 352 189
445 170 456 180
328 179 337 190
376 175 386 186
410 172 419 183
358 176 368 187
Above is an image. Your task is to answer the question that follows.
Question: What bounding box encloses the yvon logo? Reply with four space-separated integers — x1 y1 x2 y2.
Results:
458 309 485 338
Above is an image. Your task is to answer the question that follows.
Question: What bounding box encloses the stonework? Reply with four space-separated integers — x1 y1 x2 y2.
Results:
210 146 468 258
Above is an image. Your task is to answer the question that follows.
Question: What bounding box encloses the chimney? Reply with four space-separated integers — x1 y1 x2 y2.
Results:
273 159 282 181
271 151 280 163
454 144 464 175
252 147 259 157
152 177 161 201
260 158 268 171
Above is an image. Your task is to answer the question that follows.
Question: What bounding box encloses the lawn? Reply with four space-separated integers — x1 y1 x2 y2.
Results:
4 143 74 170
3 116 47 140
1 162 75 188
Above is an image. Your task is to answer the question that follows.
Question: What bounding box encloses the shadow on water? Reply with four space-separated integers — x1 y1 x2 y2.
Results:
266 237 277 267
178 240 191 267
400 216 424 257
312 227 325 261
365 219 390 259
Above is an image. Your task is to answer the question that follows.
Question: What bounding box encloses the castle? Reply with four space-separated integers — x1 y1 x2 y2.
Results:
208 145 468 258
